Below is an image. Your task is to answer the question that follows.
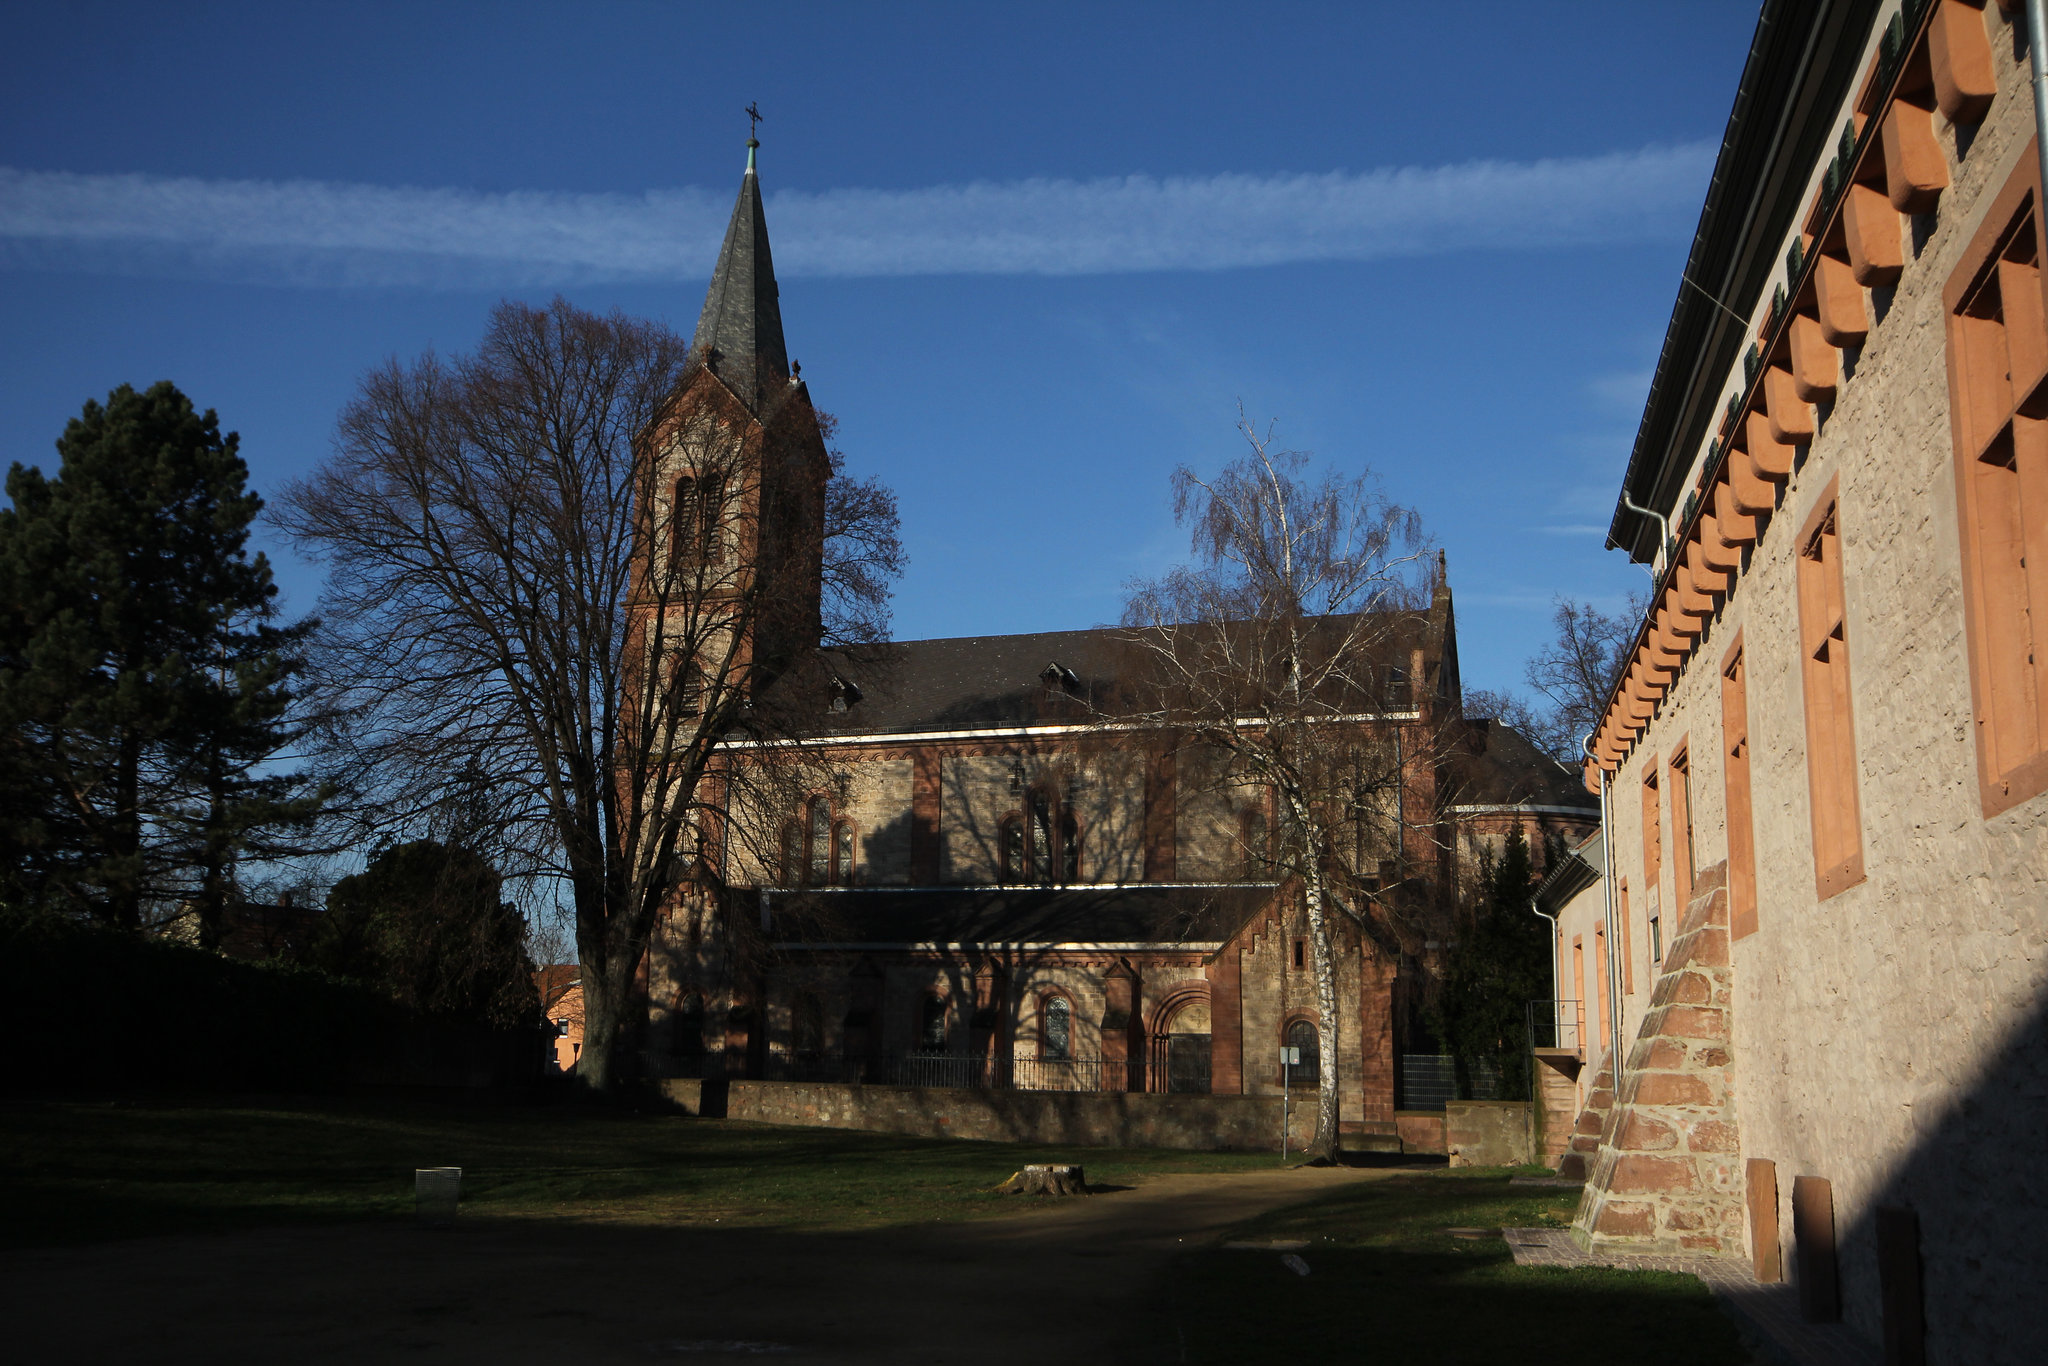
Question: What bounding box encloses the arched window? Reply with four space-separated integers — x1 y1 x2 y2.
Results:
1000 816 1024 882
833 823 855 885
1285 1019 1320 1087
919 996 949 1053
792 992 824 1057
1241 809 1269 878
807 797 831 886
1042 995 1072 1060
673 476 705 566
780 821 802 887
1029 792 1053 885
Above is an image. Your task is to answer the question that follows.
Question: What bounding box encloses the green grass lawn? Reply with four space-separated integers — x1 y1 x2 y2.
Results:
0 1091 1280 1247
1141 1168 1750 1366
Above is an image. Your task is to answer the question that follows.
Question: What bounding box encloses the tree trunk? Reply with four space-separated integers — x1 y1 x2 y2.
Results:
1310 864 1343 1163
1000 1164 1087 1196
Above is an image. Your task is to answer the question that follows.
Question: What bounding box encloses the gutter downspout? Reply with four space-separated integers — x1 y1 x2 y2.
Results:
1592 738 1623 1083
2029 0 2048 207
1619 490 1675 578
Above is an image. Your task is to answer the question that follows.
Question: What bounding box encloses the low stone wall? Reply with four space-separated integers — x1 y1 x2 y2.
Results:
1445 1101 1534 1167
1395 1110 1446 1154
655 1078 1328 1151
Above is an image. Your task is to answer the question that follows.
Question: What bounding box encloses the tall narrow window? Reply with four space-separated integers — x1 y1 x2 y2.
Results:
1797 492 1865 897
1029 791 1054 886
1042 995 1071 1060
673 476 700 565
1059 813 1081 883
919 996 949 1053
1618 878 1634 994
1946 185 2048 815
1000 816 1024 882
1722 640 1760 938
1670 745 1695 914
1641 768 1662 921
1572 937 1586 1057
792 992 823 1058
1594 925 1610 1059
833 822 855 886
1285 1019 1320 1087
807 797 832 887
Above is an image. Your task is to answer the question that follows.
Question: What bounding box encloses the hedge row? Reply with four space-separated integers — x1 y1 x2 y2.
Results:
3 909 541 1091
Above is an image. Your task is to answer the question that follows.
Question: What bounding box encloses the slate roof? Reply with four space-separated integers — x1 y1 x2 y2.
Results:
690 146 789 412
1449 718 1598 813
815 616 1436 739
818 627 1132 736
764 883 1274 948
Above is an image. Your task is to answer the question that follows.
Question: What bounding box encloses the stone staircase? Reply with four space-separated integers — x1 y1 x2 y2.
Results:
1554 1059 1615 1182
1571 863 1745 1256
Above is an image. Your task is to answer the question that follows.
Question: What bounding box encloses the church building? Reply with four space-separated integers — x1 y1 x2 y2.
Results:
631 135 1598 1141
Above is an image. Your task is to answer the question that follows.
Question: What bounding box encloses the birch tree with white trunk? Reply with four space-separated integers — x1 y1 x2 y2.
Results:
1116 414 1444 1160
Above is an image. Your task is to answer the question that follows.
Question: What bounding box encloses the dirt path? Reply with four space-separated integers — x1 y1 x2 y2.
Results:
2 1165 1387 1365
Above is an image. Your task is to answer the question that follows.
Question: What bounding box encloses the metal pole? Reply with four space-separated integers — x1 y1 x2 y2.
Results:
1281 1052 1290 1163
2028 0 2048 206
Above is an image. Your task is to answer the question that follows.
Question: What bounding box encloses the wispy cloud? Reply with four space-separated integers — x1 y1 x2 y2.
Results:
0 143 1714 288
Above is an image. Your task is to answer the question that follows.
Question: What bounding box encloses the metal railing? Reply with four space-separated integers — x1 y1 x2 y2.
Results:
1526 999 1586 1054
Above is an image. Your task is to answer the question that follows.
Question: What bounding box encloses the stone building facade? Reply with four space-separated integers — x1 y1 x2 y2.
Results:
1568 2 2047 1360
627 140 1598 1139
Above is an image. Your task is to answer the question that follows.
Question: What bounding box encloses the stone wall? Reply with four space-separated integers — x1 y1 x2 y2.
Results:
1445 1101 1532 1167
1573 866 1741 1255
1586 10 2048 1356
655 1077 1324 1151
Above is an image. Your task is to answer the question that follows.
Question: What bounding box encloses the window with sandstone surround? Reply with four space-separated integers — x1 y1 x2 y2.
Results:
1618 878 1634 994
1594 925 1610 1059
1670 744 1695 915
1945 169 2048 817
1722 639 1760 938
1641 767 1662 920
1797 489 1865 898
1571 937 1586 1057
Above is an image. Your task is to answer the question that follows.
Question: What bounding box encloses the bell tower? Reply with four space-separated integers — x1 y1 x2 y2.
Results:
647 131 828 687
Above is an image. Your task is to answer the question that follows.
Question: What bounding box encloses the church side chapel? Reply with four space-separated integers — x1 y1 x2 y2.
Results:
632 137 1597 1135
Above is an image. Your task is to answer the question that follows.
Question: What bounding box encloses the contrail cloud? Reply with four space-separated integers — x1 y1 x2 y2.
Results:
0 144 1713 288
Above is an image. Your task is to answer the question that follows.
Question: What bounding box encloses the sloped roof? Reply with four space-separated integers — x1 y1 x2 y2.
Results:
765 883 1274 947
690 147 789 412
816 613 1439 739
1450 718 1599 813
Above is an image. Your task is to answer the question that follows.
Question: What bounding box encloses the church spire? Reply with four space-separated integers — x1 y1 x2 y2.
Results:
690 128 789 411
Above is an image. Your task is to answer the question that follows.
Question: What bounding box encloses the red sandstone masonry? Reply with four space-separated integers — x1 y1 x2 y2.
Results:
1573 863 1746 1257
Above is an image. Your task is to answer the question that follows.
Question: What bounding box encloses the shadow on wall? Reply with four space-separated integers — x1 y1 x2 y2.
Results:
1812 982 2048 1363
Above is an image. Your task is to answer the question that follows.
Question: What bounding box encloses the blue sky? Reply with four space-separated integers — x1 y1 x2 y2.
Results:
0 1 1756 701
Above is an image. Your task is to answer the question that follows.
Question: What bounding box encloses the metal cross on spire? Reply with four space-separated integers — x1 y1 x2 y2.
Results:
746 101 763 141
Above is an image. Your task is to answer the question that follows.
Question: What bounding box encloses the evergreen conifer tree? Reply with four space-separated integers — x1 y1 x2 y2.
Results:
0 382 322 938
1432 825 1551 1100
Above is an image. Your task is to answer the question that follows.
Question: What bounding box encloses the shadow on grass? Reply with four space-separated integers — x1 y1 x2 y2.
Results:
1130 1171 1749 1366
0 1091 1285 1247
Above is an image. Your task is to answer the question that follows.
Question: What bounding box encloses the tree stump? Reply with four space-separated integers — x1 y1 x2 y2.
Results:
1000 1164 1087 1196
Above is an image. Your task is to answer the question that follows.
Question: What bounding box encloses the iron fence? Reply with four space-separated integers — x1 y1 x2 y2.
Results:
1398 1053 1501 1111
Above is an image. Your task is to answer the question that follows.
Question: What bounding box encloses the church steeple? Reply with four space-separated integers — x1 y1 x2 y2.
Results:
690 135 789 412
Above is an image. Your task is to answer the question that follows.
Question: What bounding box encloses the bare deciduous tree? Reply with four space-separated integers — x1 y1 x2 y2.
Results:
1114 414 1450 1160
280 298 902 1089
1517 595 1642 762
